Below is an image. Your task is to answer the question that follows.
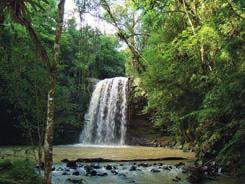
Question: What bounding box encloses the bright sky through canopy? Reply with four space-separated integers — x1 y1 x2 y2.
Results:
64 0 116 34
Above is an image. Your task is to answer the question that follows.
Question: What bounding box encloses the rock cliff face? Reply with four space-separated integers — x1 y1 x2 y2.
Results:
125 79 154 146
125 79 174 147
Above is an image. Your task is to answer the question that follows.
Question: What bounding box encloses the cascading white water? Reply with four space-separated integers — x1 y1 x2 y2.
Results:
80 77 129 145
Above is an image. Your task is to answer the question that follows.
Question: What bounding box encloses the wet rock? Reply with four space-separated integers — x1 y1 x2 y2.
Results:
150 168 161 173
84 165 93 172
52 167 55 171
129 165 137 171
67 178 84 183
57 167 64 171
72 171 80 176
97 172 108 177
175 162 185 168
129 180 136 183
138 163 149 167
84 165 97 176
105 164 112 170
62 171 69 175
111 169 118 175
85 169 97 176
158 163 163 166
85 166 97 176
118 173 127 177
120 164 124 166
66 161 77 169
61 158 69 163
91 163 101 169
90 170 97 176
162 165 171 171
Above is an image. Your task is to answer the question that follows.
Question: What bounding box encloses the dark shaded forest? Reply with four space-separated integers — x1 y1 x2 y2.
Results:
0 1 125 145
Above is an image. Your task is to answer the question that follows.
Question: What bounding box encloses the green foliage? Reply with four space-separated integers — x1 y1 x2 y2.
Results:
0 1 125 145
133 0 245 174
0 159 42 184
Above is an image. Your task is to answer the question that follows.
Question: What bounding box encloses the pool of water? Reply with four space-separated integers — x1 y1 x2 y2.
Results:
52 145 195 162
58 144 130 148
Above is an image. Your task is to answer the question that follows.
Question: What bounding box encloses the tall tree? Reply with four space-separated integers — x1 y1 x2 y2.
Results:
4 0 66 183
44 1 65 183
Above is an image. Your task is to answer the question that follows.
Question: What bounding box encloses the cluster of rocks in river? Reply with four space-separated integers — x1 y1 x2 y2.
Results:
48 159 190 183
45 158 227 184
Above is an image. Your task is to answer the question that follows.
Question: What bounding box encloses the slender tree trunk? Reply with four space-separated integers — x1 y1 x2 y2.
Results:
43 1 65 184
43 71 56 184
6 1 65 182
182 0 212 73
0 2 5 37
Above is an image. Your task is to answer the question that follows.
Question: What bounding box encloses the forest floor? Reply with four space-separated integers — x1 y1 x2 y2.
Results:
0 145 195 163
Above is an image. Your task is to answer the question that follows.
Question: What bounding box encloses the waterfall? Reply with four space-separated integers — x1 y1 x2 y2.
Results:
80 77 129 145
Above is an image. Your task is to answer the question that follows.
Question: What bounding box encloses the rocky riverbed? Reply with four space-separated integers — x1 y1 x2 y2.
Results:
51 160 190 184
49 160 243 184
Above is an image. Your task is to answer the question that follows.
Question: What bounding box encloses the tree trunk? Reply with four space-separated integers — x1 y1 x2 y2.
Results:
181 0 212 73
43 72 56 184
43 1 65 184
6 1 65 182
0 1 5 35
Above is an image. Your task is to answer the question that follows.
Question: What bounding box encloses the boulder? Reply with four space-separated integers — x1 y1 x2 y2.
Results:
150 168 161 173
118 173 127 177
105 164 112 170
111 169 118 175
89 170 97 176
175 162 185 168
67 178 84 183
62 171 69 175
72 171 80 176
66 161 77 169
138 163 149 167
61 158 69 163
129 165 137 171
56 167 64 171
158 163 163 166
97 172 108 177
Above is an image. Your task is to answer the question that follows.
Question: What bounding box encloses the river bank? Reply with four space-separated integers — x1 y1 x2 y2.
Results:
0 145 195 163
